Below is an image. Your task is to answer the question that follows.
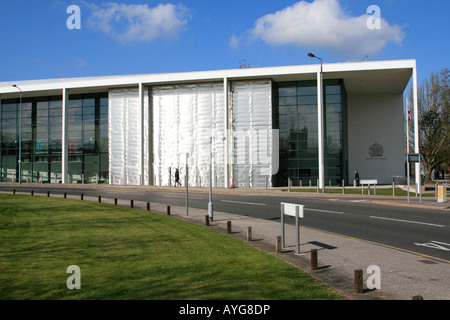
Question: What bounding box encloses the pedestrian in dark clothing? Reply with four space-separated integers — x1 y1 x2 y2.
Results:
354 170 360 186
174 168 181 187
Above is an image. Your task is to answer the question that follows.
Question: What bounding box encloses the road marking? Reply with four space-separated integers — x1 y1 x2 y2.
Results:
432 241 450 247
162 195 203 200
221 200 266 206
414 241 450 251
306 208 344 214
323 198 369 203
370 216 445 228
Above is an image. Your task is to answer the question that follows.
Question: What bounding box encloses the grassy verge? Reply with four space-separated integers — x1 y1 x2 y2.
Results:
0 194 342 300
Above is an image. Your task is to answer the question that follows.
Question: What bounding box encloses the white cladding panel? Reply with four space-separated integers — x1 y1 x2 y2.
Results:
151 80 274 187
109 87 149 185
231 80 274 188
152 83 225 187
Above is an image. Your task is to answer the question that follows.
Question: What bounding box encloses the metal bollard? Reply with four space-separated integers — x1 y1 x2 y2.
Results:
205 215 210 226
247 227 252 242
167 206 170 215
147 202 150 211
354 269 364 294
276 236 282 253
81 193 84 201
98 196 101 203
311 249 318 270
130 200 134 208
227 221 232 234
114 198 117 205
64 192 67 199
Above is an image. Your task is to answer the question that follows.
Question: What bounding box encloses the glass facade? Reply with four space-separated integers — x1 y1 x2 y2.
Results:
274 80 348 187
1 80 348 187
0 93 108 183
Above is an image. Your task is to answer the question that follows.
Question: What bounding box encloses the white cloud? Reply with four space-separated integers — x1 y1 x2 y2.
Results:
249 0 405 58
229 34 240 49
86 2 191 44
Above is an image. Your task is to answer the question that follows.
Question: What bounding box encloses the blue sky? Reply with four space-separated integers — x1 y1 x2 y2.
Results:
0 0 448 88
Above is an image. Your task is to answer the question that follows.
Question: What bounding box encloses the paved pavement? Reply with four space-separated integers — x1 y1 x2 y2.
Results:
2 184 450 300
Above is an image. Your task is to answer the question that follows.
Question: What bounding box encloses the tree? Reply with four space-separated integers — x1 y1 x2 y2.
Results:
408 68 449 181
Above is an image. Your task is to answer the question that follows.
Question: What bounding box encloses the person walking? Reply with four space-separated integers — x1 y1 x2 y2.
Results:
354 170 360 186
174 168 181 187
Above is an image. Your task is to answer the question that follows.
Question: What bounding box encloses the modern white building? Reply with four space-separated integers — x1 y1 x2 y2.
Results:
0 59 420 188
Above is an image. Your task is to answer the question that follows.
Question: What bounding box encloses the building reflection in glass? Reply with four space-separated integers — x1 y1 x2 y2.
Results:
274 80 348 187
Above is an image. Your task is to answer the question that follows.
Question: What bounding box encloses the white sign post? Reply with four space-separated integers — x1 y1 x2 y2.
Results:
406 153 422 203
281 203 304 255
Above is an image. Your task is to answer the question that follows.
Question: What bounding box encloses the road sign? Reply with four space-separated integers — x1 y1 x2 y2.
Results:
281 203 304 255
405 153 422 203
406 153 421 163
282 202 304 218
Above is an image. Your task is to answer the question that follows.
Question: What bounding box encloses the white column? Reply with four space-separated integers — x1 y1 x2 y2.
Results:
317 68 325 191
0 96 1 162
412 62 421 190
223 77 229 188
229 82 235 188
139 83 145 185
62 88 69 184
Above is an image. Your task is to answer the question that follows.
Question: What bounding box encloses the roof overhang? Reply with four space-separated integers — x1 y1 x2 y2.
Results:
0 59 415 99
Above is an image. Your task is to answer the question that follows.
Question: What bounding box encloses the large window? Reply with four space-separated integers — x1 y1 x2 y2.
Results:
0 93 108 183
274 80 348 187
68 94 108 184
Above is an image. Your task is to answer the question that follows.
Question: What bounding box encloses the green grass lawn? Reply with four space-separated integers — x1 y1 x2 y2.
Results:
0 194 342 300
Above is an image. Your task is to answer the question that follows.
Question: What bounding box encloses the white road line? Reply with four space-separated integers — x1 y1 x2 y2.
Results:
431 240 450 247
305 208 344 214
370 216 445 228
221 200 266 206
162 195 203 200
414 241 450 251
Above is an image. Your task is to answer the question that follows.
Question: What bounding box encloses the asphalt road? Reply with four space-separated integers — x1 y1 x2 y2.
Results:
1 184 449 262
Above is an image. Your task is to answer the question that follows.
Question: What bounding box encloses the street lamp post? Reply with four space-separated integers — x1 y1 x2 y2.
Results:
307 53 325 194
208 137 214 220
12 84 22 184
185 153 189 217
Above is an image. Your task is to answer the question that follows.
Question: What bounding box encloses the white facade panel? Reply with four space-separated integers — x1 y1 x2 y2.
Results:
152 83 225 187
109 87 149 185
230 80 275 188
151 80 275 188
